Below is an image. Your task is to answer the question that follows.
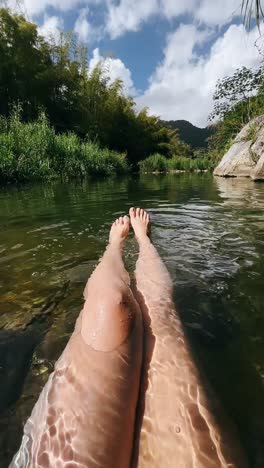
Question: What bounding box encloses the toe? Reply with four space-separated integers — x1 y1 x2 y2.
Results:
123 215 130 225
140 209 144 220
136 207 140 217
129 207 135 218
119 216 123 224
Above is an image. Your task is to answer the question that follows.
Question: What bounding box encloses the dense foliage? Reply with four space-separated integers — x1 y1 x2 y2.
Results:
0 7 182 169
207 65 264 163
209 66 264 123
0 110 128 182
139 153 212 173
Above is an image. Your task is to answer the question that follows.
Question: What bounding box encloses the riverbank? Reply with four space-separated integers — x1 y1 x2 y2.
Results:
0 114 214 184
0 113 128 183
141 169 209 174
139 153 214 173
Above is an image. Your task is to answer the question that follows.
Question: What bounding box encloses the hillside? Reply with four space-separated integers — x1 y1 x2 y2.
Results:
162 119 213 149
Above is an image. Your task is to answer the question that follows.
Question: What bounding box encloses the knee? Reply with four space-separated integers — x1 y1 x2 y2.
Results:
81 286 138 352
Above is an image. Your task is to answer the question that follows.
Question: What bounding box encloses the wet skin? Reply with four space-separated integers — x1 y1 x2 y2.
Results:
130 209 248 468
10 216 143 468
11 209 248 468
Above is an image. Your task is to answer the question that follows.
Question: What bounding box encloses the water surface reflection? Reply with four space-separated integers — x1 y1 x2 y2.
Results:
0 174 264 466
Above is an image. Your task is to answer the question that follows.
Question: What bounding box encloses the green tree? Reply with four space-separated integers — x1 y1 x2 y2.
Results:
207 65 264 164
0 8 52 117
0 7 187 167
209 66 264 123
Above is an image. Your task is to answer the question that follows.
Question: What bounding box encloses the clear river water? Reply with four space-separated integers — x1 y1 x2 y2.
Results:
0 173 264 467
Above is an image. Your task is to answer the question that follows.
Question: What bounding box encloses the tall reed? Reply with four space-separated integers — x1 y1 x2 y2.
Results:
0 110 128 183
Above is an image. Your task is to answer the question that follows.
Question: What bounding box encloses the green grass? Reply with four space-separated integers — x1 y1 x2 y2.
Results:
138 153 168 173
0 111 128 183
0 111 215 183
245 123 258 143
139 153 213 173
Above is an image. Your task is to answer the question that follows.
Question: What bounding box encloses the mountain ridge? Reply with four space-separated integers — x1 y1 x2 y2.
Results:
162 119 213 149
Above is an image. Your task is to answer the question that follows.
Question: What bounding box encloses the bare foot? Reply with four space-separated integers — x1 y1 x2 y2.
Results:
129 207 150 243
109 215 130 245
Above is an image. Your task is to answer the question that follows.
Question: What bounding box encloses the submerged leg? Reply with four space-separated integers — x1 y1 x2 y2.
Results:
11 216 142 468
130 207 247 468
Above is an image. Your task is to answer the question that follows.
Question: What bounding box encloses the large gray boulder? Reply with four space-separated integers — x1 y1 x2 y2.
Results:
250 124 264 179
252 154 264 180
214 115 264 180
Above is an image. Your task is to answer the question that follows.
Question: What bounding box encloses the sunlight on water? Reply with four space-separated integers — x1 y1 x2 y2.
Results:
0 174 264 466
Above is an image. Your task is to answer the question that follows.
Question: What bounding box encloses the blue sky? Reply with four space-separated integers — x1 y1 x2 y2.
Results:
8 1 263 126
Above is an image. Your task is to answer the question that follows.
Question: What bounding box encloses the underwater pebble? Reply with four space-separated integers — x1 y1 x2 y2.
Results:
11 243 23 250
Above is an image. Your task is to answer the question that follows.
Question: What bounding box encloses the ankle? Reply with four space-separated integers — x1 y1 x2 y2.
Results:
108 239 124 249
137 235 151 247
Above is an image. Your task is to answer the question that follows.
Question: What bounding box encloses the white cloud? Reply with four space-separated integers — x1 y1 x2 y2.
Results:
105 0 198 39
160 0 196 18
89 48 136 96
38 15 63 42
7 0 243 38
105 0 242 39
158 24 211 69
74 8 102 42
7 0 101 17
106 0 159 39
136 24 261 126
194 0 241 26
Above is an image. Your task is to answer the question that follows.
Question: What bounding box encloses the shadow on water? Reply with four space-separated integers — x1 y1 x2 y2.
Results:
0 282 71 464
0 174 264 466
0 327 41 412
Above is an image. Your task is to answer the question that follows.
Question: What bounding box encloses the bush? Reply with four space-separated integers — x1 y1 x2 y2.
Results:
0 110 128 182
168 156 211 171
0 134 15 180
52 132 85 177
3 109 54 180
139 154 212 173
139 153 168 172
82 143 128 176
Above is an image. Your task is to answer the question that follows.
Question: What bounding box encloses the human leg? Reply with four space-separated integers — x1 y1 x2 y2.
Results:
11 216 143 468
130 207 247 468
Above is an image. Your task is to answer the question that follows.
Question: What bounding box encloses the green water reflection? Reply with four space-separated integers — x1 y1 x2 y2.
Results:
0 174 264 466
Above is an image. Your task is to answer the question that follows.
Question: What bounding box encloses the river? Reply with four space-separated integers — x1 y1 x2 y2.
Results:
0 174 264 467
